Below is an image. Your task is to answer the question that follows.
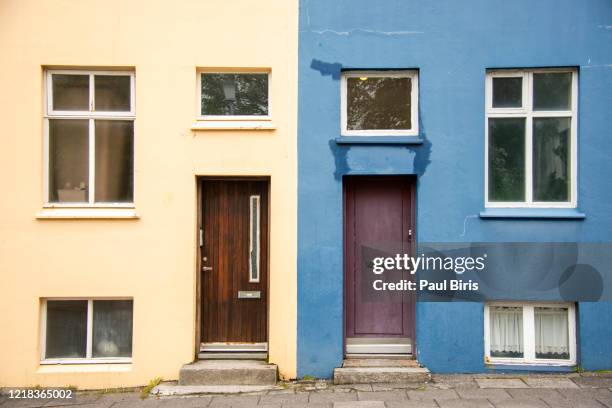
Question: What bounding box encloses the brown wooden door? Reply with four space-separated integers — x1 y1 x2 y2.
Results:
344 176 415 341
201 179 268 343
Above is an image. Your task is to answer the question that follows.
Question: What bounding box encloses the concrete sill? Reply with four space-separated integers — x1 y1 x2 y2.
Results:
36 208 139 219
479 208 586 220
335 136 424 145
192 121 276 130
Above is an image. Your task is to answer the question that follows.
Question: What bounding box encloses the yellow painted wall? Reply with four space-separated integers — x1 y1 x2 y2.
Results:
0 0 297 388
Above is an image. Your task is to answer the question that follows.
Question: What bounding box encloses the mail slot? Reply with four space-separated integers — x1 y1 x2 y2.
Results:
238 290 261 299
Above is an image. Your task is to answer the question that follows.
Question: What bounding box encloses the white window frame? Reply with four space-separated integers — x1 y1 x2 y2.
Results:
484 302 577 366
39 298 133 365
484 68 578 208
44 69 136 208
341 70 419 137
196 69 272 122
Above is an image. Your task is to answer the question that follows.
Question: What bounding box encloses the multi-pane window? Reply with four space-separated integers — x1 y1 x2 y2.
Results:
485 69 577 207
42 299 133 363
341 71 419 136
199 72 270 118
45 70 135 205
485 303 576 365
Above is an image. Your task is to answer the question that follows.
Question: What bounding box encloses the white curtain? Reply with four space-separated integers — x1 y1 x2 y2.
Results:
535 307 569 357
490 306 523 355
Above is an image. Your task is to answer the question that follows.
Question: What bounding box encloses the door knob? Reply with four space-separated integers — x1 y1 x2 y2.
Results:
202 266 213 271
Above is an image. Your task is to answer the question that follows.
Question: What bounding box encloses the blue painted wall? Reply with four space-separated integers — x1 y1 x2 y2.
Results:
297 0 612 377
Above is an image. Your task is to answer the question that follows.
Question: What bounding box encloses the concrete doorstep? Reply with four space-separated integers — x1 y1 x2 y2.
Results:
178 360 278 386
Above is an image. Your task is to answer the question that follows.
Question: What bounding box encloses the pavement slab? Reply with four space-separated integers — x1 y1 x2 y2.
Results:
476 379 528 389
208 395 259 407
357 391 407 401
308 392 357 403
406 389 459 400
258 393 309 405
436 399 494 408
523 378 579 388
455 388 512 402
492 399 549 408
573 377 612 389
385 401 438 408
333 402 384 408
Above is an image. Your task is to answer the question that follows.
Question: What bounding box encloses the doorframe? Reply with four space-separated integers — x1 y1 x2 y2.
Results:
342 175 417 358
194 176 272 359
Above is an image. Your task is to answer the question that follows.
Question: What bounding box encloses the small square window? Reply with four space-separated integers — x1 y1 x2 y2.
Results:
45 70 135 206
485 69 577 208
42 299 133 363
341 71 419 136
485 302 575 365
200 73 269 117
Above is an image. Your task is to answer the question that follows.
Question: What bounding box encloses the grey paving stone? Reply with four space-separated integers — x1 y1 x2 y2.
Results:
259 394 309 405
432 375 479 390
436 399 494 408
154 396 212 407
385 401 438 408
456 388 512 402
506 389 564 400
476 379 528 389
558 388 612 400
539 397 607 408
523 378 579 389
44 393 103 407
208 395 259 407
308 392 357 403
574 377 612 389
1 399 47 408
281 403 331 408
370 383 423 391
406 389 458 400
333 402 384 408
357 391 407 401
597 398 612 408
491 399 548 408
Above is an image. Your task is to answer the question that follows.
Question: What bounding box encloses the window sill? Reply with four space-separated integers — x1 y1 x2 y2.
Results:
37 362 132 374
479 208 585 220
36 208 139 219
334 136 424 145
191 120 276 131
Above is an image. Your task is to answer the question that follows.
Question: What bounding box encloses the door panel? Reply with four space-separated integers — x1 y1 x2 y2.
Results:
201 179 268 343
344 176 415 341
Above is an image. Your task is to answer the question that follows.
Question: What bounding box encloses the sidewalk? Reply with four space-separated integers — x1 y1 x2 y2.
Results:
3 373 612 408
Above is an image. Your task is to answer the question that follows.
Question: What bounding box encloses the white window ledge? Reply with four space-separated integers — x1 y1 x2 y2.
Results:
191 120 276 131
37 362 132 374
36 208 139 219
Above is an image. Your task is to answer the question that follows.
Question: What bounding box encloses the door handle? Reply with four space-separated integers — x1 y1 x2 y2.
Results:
202 266 213 271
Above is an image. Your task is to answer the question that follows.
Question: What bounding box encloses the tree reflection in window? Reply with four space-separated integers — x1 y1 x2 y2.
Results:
201 73 268 116
347 76 412 130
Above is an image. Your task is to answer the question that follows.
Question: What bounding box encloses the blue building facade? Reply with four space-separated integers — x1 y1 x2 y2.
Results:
297 0 612 377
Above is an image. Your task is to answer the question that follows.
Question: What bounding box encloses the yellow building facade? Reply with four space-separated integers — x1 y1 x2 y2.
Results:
0 0 297 389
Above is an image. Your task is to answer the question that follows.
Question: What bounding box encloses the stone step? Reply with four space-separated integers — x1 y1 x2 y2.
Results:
333 365 430 384
342 358 421 368
179 360 277 386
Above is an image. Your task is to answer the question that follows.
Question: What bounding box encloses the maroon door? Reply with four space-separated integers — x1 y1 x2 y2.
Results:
344 176 415 342
201 179 268 343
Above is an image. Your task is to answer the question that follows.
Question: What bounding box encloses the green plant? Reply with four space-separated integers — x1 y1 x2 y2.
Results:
573 366 585 373
140 377 162 399
302 375 315 381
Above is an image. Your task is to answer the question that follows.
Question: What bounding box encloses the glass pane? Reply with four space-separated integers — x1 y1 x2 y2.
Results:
492 77 522 108
488 118 525 202
489 306 524 358
533 118 571 202
533 73 572 111
45 300 87 359
535 307 570 360
93 300 133 358
250 195 260 282
201 73 268 116
95 75 131 111
94 120 134 203
48 119 89 203
346 76 412 130
52 74 89 111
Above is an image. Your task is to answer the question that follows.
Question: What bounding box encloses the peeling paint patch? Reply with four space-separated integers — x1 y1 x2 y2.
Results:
310 59 342 80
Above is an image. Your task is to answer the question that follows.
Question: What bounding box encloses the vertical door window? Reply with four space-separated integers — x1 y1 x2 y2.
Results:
249 195 260 283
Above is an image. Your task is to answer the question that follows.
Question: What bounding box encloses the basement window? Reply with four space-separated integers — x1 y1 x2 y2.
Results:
41 299 133 364
484 302 576 366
